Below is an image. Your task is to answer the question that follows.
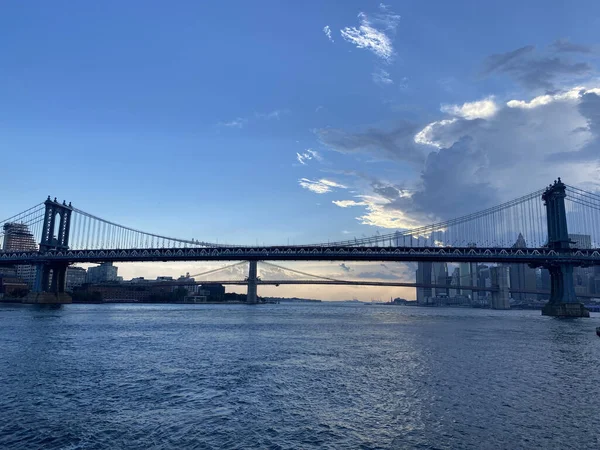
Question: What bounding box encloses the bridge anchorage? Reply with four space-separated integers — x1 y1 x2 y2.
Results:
0 178 598 313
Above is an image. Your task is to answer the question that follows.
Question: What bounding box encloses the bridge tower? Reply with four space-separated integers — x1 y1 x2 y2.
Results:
26 197 74 304
246 260 258 304
541 179 589 317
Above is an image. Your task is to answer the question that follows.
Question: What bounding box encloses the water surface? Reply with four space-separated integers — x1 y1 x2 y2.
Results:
0 303 599 449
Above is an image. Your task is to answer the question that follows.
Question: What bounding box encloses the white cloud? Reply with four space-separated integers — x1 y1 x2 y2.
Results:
506 86 600 109
440 97 498 119
414 119 457 148
372 68 393 85
218 117 247 128
299 178 347 194
341 12 395 62
332 200 368 208
296 149 322 165
323 25 334 42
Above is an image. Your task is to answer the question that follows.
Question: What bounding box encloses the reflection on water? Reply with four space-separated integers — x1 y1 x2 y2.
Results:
0 303 598 449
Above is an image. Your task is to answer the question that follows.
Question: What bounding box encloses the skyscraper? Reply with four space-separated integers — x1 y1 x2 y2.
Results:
569 234 593 296
416 262 433 304
509 233 537 302
432 262 448 297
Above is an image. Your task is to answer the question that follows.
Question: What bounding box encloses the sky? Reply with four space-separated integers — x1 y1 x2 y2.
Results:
2 1 600 300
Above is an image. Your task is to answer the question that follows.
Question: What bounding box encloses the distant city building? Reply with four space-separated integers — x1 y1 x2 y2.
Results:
156 276 174 282
569 234 592 249
201 284 226 301
449 267 461 297
432 262 448 297
459 262 478 304
416 262 433 304
86 262 118 283
16 265 37 289
0 275 28 297
509 233 537 302
66 266 87 292
568 234 594 297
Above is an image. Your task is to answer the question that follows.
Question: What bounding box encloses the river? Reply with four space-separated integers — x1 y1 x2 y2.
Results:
0 303 599 449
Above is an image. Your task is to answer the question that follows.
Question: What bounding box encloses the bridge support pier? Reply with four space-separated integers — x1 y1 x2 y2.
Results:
540 179 588 318
247 260 258 304
541 264 588 317
24 263 72 304
490 266 510 309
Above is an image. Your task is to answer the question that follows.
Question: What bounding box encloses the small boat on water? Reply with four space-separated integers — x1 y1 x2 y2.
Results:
596 327 600 337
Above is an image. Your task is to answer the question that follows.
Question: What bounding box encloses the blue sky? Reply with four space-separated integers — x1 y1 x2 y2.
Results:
2 1 600 297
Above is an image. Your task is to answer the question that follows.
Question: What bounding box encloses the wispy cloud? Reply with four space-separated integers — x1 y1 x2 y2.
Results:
372 68 393 85
299 178 347 194
218 117 248 128
481 44 592 91
296 149 322 165
218 109 289 129
340 4 400 63
323 25 334 43
254 109 289 120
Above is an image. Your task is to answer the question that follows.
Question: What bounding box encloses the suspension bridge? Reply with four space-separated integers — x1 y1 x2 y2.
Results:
1 178 599 316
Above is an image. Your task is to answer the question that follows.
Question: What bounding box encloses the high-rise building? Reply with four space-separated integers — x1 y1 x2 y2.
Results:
86 262 119 283
449 267 460 297
416 262 433 304
569 234 593 296
509 233 537 302
432 262 448 296
2 223 38 251
459 262 478 303
2 223 38 289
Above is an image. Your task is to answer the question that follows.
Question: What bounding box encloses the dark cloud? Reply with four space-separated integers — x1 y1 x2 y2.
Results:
550 39 593 54
547 92 600 162
482 45 592 90
483 45 535 74
317 121 426 164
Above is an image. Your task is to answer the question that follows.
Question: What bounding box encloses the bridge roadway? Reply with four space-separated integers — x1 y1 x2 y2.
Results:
1 246 600 265
93 280 598 299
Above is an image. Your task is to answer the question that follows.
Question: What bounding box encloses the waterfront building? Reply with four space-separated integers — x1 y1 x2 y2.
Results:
86 262 118 283
66 266 87 292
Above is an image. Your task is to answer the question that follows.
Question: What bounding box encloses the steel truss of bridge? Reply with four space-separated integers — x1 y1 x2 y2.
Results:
2 245 600 266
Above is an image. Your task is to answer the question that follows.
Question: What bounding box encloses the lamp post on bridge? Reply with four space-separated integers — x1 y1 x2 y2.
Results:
540 179 589 317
